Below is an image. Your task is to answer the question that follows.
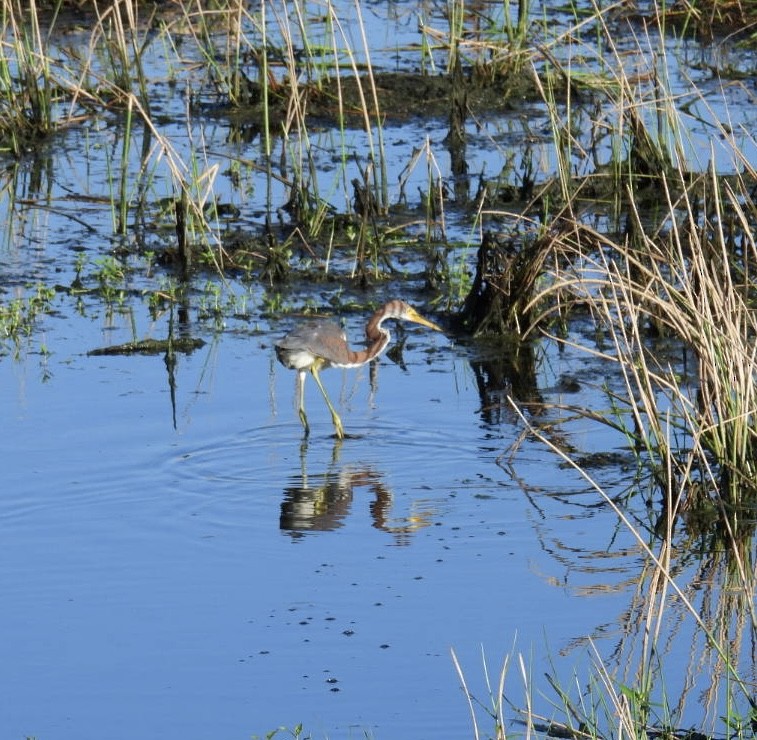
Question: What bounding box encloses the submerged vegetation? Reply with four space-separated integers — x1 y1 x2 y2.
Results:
1 0 755 737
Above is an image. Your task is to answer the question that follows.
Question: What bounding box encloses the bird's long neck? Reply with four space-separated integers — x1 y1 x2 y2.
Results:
343 303 395 366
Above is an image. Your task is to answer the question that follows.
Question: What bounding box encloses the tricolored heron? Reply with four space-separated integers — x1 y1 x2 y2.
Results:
275 300 443 439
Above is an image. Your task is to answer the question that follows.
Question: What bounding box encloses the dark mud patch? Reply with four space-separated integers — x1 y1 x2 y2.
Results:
628 0 757 44
211 67 541 131
88 337 206 356
308 69 540 122
669 0 757 41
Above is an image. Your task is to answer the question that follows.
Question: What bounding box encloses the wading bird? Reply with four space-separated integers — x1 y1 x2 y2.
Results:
275 300 443 439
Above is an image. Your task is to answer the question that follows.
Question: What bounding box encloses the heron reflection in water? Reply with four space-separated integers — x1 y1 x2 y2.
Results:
275 300 443 439
280 467 436 545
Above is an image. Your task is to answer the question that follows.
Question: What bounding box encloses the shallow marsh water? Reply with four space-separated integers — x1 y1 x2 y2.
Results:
1 300 647 739
1 1 755 738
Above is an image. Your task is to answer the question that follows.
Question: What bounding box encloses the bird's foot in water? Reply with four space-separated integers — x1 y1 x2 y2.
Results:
298 409 310 437
327 412 345 440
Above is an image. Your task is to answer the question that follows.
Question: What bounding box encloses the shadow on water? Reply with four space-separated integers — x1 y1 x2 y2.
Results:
468 339 542 427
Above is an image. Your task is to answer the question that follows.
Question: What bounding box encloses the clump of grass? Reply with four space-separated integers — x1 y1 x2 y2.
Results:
0 0 56 155
527 163 757 512
421 0 536 79
90 0 153 108
398 136 449 245
483 0 757 515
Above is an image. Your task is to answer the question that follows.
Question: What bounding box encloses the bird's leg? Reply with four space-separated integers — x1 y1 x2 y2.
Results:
310 363 345 439
296 369 310 437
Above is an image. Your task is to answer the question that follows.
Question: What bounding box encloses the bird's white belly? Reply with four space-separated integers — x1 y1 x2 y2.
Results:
276 346 317 370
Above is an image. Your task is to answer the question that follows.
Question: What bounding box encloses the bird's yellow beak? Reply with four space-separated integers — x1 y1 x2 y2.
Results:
407 307 443 333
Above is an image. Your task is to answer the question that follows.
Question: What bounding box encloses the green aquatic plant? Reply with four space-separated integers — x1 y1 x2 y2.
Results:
253 723 311 740
0 283 56 357
92 255 129 305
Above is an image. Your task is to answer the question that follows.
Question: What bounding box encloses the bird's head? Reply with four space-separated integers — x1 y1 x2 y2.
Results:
394 301 443 332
